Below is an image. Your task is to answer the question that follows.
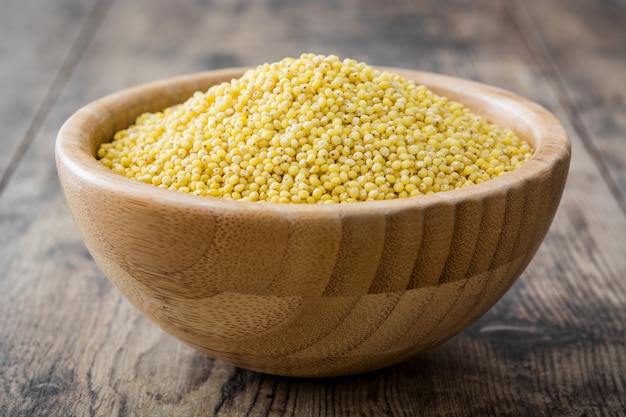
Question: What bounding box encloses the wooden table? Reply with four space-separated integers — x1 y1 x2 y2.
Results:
1 0 625 415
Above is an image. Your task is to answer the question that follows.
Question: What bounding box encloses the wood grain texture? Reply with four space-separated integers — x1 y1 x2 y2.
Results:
1 0 625 414
56 69 570 377
0 0 109 192
509 0 626 212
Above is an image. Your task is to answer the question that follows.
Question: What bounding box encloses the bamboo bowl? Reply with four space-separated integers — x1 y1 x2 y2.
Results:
56 68 570 377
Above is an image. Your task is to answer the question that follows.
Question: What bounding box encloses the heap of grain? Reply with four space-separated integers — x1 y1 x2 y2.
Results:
98 54 533 204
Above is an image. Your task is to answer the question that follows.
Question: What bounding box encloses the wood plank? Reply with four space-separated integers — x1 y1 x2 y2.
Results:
0 0 625 415
0 0 107 192
506 0 626 211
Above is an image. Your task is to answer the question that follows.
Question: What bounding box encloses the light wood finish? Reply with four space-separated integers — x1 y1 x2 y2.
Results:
56 68 570 377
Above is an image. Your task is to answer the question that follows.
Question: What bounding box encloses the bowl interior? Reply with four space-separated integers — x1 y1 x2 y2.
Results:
58 67 569 212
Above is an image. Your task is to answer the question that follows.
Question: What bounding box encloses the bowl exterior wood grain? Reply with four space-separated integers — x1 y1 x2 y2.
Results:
56 68 570 377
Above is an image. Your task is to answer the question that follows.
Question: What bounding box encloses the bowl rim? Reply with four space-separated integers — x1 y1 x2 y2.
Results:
55 67 571 216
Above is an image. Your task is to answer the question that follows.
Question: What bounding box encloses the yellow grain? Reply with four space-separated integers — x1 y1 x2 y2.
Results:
98 54 533 203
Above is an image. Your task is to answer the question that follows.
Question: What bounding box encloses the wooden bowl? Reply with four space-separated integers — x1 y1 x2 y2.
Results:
55 68 570 377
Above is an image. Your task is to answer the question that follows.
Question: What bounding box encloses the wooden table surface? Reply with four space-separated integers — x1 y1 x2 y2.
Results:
1 0 625 415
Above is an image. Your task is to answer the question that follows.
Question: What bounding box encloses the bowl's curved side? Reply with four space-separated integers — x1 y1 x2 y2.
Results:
56 68 570 377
